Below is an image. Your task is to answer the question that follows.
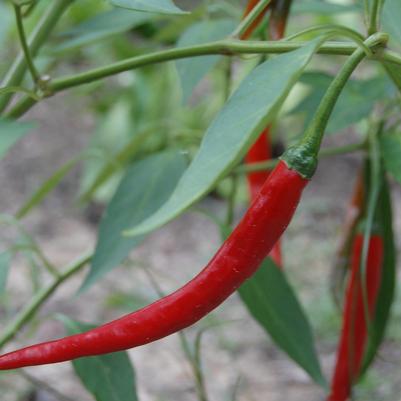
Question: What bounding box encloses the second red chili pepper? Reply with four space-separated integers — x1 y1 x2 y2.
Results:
328 232 384 401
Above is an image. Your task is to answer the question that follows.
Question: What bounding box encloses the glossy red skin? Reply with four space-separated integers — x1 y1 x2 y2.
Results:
328 234 384 401
0 161 308 370
245 129 282 266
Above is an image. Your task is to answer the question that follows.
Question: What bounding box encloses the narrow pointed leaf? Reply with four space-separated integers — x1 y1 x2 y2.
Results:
238 258 327 387
382 62 401 94
176 19 236 102
380 132 401 185
111 0 188 15
80 150 187 292
61 316 138 401
382 0 401 46
55 8 154 51
125 40 321 237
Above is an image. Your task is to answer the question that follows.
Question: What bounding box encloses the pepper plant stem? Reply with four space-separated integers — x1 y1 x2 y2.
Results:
13 3 40 84
232 0 272 38
0 0 73 114
0 252 91 349
299 33 387 159
5 37 400 121
368 0 383 35
236 141 366 175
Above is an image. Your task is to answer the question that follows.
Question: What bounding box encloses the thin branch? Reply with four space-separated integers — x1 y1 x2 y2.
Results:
5 39 401 120
0 252 91 348
13 3 40 84
232 0 272 38
368 0 383 35
0 0 73 113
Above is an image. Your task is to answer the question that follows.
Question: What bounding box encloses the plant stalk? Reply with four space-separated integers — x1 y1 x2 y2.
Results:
0 0 73 113
0 252 91 348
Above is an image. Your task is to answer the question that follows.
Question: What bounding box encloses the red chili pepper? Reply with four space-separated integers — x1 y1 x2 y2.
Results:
331 170 365 307
0 158 310 370
328 233 384 401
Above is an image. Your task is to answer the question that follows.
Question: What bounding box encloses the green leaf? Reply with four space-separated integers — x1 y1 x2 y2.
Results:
0 119 35 160
238 259 327 387
0 2 12 47
0 252 11 294
176 19 236 102
17 158 79 219
55 8 154 52
292 0 358 14
382 62 401 94
80 150 187 292
79 101 137 203
125 40 321 237
111 0 188 15
380 132 401 185
361 171 396 373
382 0 401 46
61 316 138 401
291 72 392 135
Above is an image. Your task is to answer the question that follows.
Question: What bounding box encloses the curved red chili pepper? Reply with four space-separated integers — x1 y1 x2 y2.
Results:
0 160 308 370
328 233 384 401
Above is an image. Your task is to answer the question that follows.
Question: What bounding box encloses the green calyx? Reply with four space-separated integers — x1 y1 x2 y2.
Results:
281 144 318 179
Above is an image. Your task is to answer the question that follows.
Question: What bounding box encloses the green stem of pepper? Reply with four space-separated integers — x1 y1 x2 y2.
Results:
283 32 388 178
232 0 272 38
0 0 74 114
0 252 91 349
5 37 401 120
13 3 41 84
